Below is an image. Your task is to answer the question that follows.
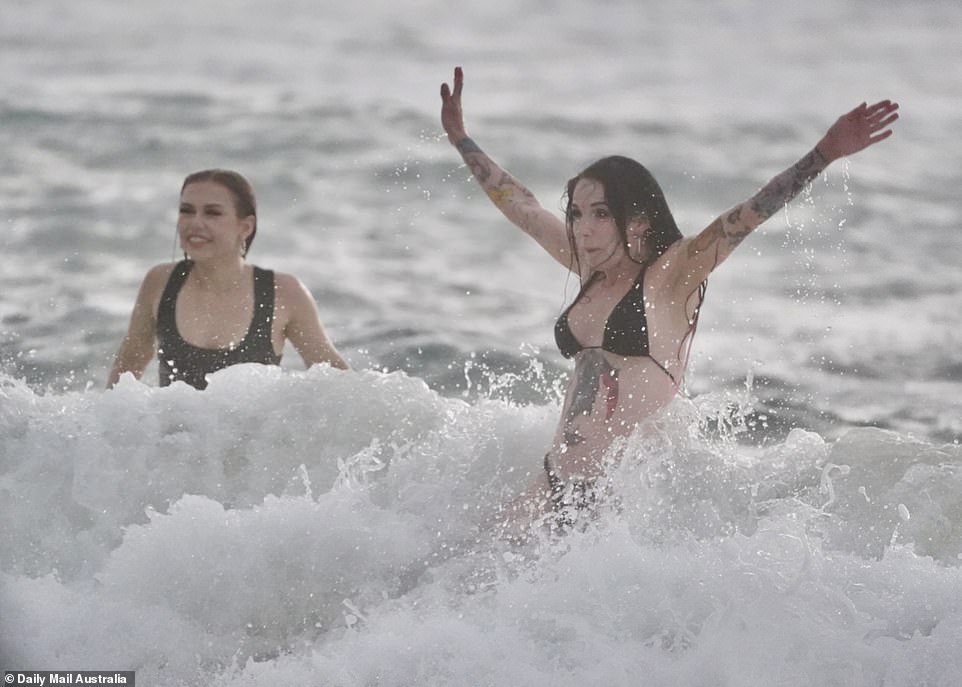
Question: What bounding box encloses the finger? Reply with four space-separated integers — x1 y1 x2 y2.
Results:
866 107 899 128
873 112 900 130
865 103 899 125
441 82 450 100
866 99 897 114
867 129 893 145
454 66 463 99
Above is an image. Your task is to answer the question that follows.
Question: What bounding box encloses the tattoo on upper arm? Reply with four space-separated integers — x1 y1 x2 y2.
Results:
749 147 828 219
723 221 753 250
687 211 754 266
721 206 754 249
687 218 724 259
520 207 547 240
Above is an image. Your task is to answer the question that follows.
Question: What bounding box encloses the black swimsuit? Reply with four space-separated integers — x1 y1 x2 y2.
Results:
544 453 595 530
553 264 677 383
546 265 707 524
156 260 281 390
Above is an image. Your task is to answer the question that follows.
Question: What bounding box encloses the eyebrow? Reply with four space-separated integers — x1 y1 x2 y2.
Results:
180 202 227 209
571 201 610 210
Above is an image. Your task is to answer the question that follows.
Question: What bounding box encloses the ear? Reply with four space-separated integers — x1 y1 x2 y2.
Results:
626 216 651 261
627 216 650 240
239 215 255 242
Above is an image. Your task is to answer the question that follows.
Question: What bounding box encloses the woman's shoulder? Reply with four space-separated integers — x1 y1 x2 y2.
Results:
650 235 703 289
267 269 317 305
246 263 293 281
140 261 180 291
263 268 302 289
128 262 181 318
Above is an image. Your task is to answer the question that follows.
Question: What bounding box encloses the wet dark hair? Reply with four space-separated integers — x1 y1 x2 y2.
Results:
564 155 682 267
181 169 257 256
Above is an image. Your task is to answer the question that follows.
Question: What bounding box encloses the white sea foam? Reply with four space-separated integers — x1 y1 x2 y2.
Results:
3 0 962 682
2 368 961 684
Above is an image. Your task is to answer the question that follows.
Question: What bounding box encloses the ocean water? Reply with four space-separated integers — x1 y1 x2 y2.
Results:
2 0 961 684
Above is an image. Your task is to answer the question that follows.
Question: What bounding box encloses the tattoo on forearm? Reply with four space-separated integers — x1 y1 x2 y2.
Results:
686 148 827 266
458 138 491 182
466 157 491 183
486 186 512 205
455 137 482 155
485 171 532 207
749 147 828 220
457 142 545 240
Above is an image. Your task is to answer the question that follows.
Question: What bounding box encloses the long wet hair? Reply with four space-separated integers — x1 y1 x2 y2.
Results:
564 155 682 269
181 169 258 257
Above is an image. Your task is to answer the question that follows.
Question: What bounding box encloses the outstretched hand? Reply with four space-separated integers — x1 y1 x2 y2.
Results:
440 66 467 144
817 100 900 162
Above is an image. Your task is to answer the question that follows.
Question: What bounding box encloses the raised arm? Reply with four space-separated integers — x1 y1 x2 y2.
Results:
440 67 573 268
676 100 900 287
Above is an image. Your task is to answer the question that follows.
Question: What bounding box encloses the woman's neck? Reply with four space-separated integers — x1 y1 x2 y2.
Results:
187 257 249 293
590 252 643 287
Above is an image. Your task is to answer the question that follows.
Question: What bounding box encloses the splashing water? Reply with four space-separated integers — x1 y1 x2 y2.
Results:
2 365 961 685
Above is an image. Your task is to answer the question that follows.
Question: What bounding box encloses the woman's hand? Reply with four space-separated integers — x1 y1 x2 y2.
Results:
817 100 900 163
440 66 467 144
438 66 572 268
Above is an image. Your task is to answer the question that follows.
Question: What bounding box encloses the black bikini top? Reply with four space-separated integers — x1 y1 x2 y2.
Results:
554 267 653 356
156 259 281 390
554 266 704 384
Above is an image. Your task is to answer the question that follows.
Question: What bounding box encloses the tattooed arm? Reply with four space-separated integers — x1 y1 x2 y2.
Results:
675 100 899 287
440 67 572 268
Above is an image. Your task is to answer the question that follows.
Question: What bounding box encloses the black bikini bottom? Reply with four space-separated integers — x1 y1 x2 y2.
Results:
543 454 596 530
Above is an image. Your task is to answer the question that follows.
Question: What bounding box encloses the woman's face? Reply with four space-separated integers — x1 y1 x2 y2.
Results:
177 181 253 261
570 178 625 269
570 178 653 268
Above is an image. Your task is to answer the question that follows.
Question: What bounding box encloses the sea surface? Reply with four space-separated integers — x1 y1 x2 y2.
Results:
2 0 961 684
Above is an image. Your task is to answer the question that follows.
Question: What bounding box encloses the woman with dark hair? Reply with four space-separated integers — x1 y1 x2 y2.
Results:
107 169 348 390
439 67 898 524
